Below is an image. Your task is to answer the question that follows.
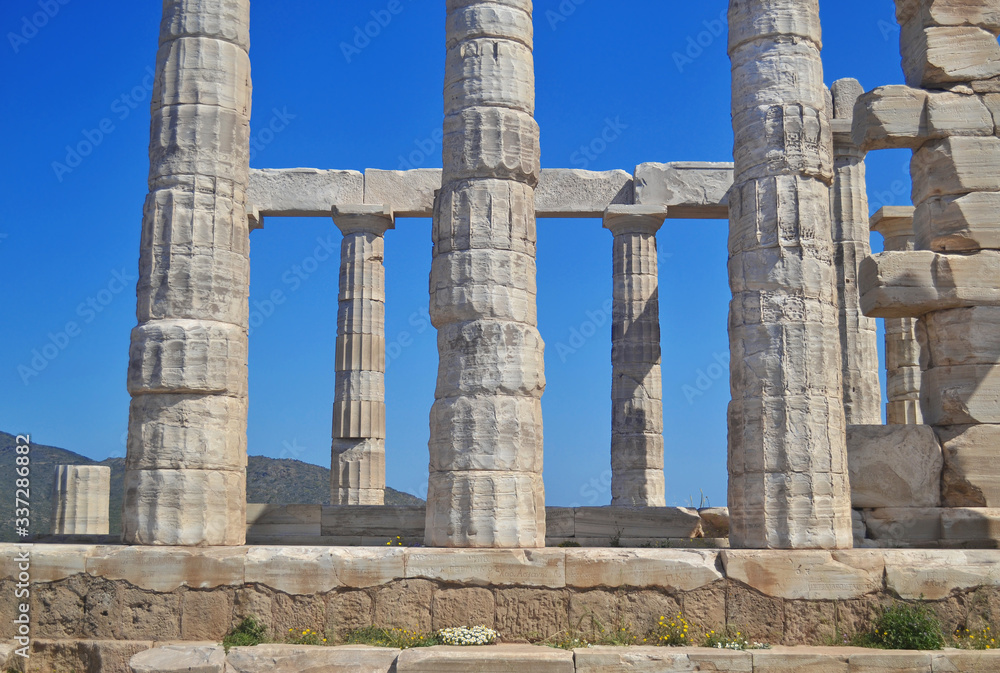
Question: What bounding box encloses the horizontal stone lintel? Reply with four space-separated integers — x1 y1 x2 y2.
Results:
247 165 734 222
7 543 1000 601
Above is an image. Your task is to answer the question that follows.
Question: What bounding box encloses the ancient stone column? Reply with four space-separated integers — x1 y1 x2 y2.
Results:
869 206 927 425
425 0 546 547
604 205 667 507
727 0 853 548
831 78 882 425
51 465 111 535
123 0 252 545
331 205 393 506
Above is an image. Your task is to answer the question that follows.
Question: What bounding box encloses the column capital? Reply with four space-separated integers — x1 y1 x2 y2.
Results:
332 204 395 236
602 205 668 236
870 205 915 249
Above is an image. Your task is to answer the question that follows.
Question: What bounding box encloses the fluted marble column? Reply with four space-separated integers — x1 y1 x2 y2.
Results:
869 206 926 425
727 0 853 548
123 0 252 545
331 205 393 506
604 206 667 507
51 465 111 535
425 0 546 547
831 78 882 425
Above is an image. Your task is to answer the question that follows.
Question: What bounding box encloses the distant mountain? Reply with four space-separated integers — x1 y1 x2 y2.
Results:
0 431 423 543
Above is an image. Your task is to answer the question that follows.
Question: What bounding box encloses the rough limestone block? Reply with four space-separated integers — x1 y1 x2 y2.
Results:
122 469 245 546
915 191 1000 251
226 645 400 673
932 650 1000 671
722 550 884 600
859 250 1000 318
396 645 574 673
126 394 246 471
128 320 247 395
574 647 753 672
911 136 1000 204
938 424 1000 506
883 549 1000 599
430 251 537 325
245 504 321 536
941 507 1000 541
50 465 111 535
320 505 425 537
247 168 364 216
433 179 536 256
405 548 564 587
564 549 721 591
750 650 850 672
902 24 1000 88
137 247 249 326
848 651 931 673
536 169 633 217
632 162 733 218
141 187 248 256
895 0 1000 32
573 507 701 539
730 101 833 182
433 320 545 397
130 645 225 673
161 0 251 50
363 169 440 217
84 546 245 592
545 507 575 538
846 425 943 508
852 85 929 152
926 91 994 136
699 507 730 537
924 364 1000 424
863 508 943 544
924 306 1000 366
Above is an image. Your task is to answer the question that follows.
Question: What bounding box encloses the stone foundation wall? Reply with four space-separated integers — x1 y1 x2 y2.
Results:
4 546 1000 667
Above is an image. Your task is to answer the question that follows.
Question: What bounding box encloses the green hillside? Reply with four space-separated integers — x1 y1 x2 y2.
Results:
0 431 423 542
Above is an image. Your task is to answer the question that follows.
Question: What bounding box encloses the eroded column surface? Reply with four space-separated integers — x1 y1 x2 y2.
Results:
51 465 111 535
604 206 667 507
831 78 882 425
425 0 545 547
869 207 927 425
123 0 252 545
727 0 853 548
331 205 393 506
857 1 1000 510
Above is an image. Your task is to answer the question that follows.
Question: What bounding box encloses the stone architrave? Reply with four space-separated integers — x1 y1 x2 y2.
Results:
331 205 394 506
869 206 927 424
425 0 546 547
51 465 111 535
726 0 853 548
831 78 882 425
123 0 252 545
603 206 667 507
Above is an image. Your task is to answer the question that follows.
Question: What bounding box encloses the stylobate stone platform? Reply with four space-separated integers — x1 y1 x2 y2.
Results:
5 546 1000 672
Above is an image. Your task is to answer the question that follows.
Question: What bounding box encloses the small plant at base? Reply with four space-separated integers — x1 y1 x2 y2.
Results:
649 613 691 646
556 540 581 547
222 616 268 651
953 625 996 650
386 535 404 546
702 628 770 651
545 631 592 650
857 603 945 650
286 627 327 645
437 625 499 645
343 626 440 649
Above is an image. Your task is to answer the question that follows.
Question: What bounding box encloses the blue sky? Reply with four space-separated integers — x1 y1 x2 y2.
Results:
1 0 911 507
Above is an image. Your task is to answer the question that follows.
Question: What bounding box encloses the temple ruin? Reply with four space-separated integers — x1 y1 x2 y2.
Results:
6 0 1000 671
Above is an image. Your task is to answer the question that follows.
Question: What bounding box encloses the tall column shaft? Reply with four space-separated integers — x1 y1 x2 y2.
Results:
870 207 927 425
605 207 667 507
331 205 393 506
831 79 882 425
425 0 545 547
727 0 853 548
123 0 252 545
